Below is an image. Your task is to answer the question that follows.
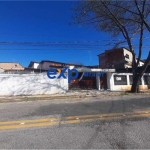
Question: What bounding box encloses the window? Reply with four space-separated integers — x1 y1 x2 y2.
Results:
15 64 17 67
144 75 150 85
125 54 129 59
129 75 142 85
114 75 127 85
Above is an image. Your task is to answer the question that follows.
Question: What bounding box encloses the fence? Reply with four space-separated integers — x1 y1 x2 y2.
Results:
0 73 68 96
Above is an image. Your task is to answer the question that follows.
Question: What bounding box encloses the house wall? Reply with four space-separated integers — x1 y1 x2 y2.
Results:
137 60 144 67
107 72 150 91
98 48 144 69
0 68 4 73
123 48 144 68
33 63 40 69
123 48 132 64
106 48 124 63
105 48 124 68
99 48 125 68
0 73 68 96
123 48 132 68
106 72 112 90
99 53 106 68
41 62 51 70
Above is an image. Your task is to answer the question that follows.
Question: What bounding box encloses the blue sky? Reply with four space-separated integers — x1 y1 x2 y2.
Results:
0 1 149 67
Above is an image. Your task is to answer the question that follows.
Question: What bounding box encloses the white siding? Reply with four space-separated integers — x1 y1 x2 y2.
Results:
108 73 149 91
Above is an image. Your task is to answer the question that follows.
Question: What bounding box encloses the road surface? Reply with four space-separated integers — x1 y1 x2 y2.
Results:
0 96 150 149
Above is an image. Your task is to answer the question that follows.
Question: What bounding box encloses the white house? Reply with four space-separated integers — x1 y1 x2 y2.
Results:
0 68 4 73
28 61 41 69
74 66 150 91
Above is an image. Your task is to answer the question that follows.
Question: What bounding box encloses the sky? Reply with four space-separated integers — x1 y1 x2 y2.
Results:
0 1 149 67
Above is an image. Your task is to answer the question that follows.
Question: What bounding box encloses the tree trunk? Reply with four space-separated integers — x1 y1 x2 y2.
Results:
131 52 150 93
131 74 140 93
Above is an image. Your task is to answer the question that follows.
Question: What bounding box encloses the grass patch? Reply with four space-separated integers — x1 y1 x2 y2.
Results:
120 91 129 95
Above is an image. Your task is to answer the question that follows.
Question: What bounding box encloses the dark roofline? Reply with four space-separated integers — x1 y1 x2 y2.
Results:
106 47 131 52
97 52 105 56
40 60 84 66
41 60 65 65
29 61 39 63
85 65 99 68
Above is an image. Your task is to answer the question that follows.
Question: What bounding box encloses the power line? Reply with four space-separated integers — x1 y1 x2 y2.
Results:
0 36 150 46
0 32 150 40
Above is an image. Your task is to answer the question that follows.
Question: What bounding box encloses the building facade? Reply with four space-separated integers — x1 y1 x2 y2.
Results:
98 47 144 69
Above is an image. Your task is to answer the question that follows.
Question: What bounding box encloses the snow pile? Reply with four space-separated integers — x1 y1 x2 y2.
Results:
0 73 68 96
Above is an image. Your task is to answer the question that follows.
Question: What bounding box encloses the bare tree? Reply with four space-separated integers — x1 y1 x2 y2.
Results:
72 0 150 93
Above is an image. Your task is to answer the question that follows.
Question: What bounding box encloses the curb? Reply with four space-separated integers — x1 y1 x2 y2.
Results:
0 92 150 103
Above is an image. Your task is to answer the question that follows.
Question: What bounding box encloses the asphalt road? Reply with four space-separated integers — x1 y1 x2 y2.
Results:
0 96 150 149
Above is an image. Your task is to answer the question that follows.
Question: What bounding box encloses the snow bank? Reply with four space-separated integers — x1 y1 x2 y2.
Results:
0 73 68 96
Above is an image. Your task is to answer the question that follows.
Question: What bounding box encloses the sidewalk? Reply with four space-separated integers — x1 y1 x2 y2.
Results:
0 90 150 103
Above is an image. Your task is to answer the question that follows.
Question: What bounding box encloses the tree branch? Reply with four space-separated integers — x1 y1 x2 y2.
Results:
135 0 145 70
139 51 150 77
101 0 136 71
134 0 150 32
110 2 139 15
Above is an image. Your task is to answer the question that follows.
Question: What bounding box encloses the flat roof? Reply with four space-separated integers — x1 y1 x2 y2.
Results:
97 47 131 56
